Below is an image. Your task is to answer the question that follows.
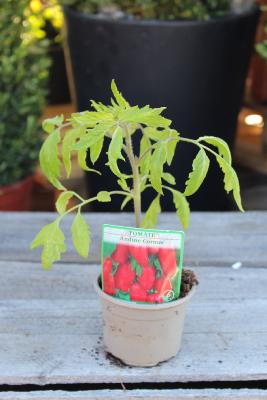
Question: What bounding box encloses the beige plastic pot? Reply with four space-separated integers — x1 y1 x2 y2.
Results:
94 276 196 367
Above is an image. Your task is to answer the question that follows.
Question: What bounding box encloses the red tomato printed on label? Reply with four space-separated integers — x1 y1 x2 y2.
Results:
114 261 136 292
129 246 149 268
154 276 172 296
103 258 115 295
149 247 159 255
138 265 156 291
130 282 147 302
111 243 129 264
146 293 163 303
158 248 177 277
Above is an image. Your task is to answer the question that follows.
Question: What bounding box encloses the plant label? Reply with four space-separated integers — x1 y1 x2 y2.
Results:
101 224 184 303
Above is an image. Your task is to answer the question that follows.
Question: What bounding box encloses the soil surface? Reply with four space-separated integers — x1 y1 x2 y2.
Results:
180 268 198 298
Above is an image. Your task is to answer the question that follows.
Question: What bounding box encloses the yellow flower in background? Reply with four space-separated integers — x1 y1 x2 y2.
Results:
29 0 63 41
30 0 43 13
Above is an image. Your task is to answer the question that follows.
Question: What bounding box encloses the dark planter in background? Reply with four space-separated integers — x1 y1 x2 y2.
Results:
47 44 71 105
65 6 259 211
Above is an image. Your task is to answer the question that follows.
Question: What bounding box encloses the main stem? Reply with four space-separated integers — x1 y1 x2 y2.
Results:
124 124 141 228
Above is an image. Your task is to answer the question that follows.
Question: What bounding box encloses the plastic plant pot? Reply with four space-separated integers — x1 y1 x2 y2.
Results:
94 275 196 367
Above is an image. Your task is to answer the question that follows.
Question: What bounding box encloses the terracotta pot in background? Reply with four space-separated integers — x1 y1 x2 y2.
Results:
0 176 33 211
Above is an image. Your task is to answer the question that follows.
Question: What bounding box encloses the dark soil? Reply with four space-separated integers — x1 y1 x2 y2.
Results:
179 269 198 298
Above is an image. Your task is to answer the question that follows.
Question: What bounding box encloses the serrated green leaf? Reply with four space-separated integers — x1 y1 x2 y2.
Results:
143 127 170 141
149 144 167 194
172 190 190 230
77 149 101 175
90 136 104 164
216 156 244 212
162 172 176 185
71 111 113 127
198 136 232 164
141 195 161 229
119 105 171 128
107 126 127 178
56 191 74 215
120 195 132 210
30 220 66 269
117 178 129 191
90 100 109 112
71 211 91 258
62 126 86 177
140 135 151 176
184 148 210 196
97 191 111 202
111 79 129 108
166 130 179 165
74 122 113 151
42 114 64 134
39 129 65 190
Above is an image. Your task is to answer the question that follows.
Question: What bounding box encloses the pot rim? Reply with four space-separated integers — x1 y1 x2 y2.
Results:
94 274 196 311
65 5 259 28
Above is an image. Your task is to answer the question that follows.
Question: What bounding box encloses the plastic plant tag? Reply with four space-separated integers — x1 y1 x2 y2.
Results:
101 224 184 304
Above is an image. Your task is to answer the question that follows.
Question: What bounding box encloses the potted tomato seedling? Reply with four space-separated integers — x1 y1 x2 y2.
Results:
31 80 243 366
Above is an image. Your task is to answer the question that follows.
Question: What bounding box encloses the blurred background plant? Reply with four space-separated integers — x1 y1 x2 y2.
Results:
61 0 231 20
0 0 50 187
256 5 267 58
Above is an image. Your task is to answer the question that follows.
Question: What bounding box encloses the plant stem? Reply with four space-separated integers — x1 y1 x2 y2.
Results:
59 190 131 220
124 124 141 228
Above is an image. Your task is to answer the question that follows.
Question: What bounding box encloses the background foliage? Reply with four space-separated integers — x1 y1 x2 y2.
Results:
0 0 50 186
61 0 231 20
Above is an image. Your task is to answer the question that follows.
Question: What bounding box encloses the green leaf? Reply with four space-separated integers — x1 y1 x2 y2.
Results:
77 149 101 175
74 122 113 151
30 220 66 269
107 126 127 178
162 172 176 185
56 191 74 215
115 290 131 301
144 127 170 141
104 242 117 258
198 136 232 164
141 195 161 229
119 105 171 128
90 136 104 164
111 79 129 108
97 191 111 202
90 100 109 113
42 114 64 134
62 126 85 177
172 189 190 230
117 178 129 191
216 156 244 212
149 144 167 194
120 195 132 210
184 148 210 196
149 254 163 279
71 211 91 258
39 129 65 190
139 135 151 177
111 258 119 275
166 130 179 165
71 111 113 127
130 257 142 277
